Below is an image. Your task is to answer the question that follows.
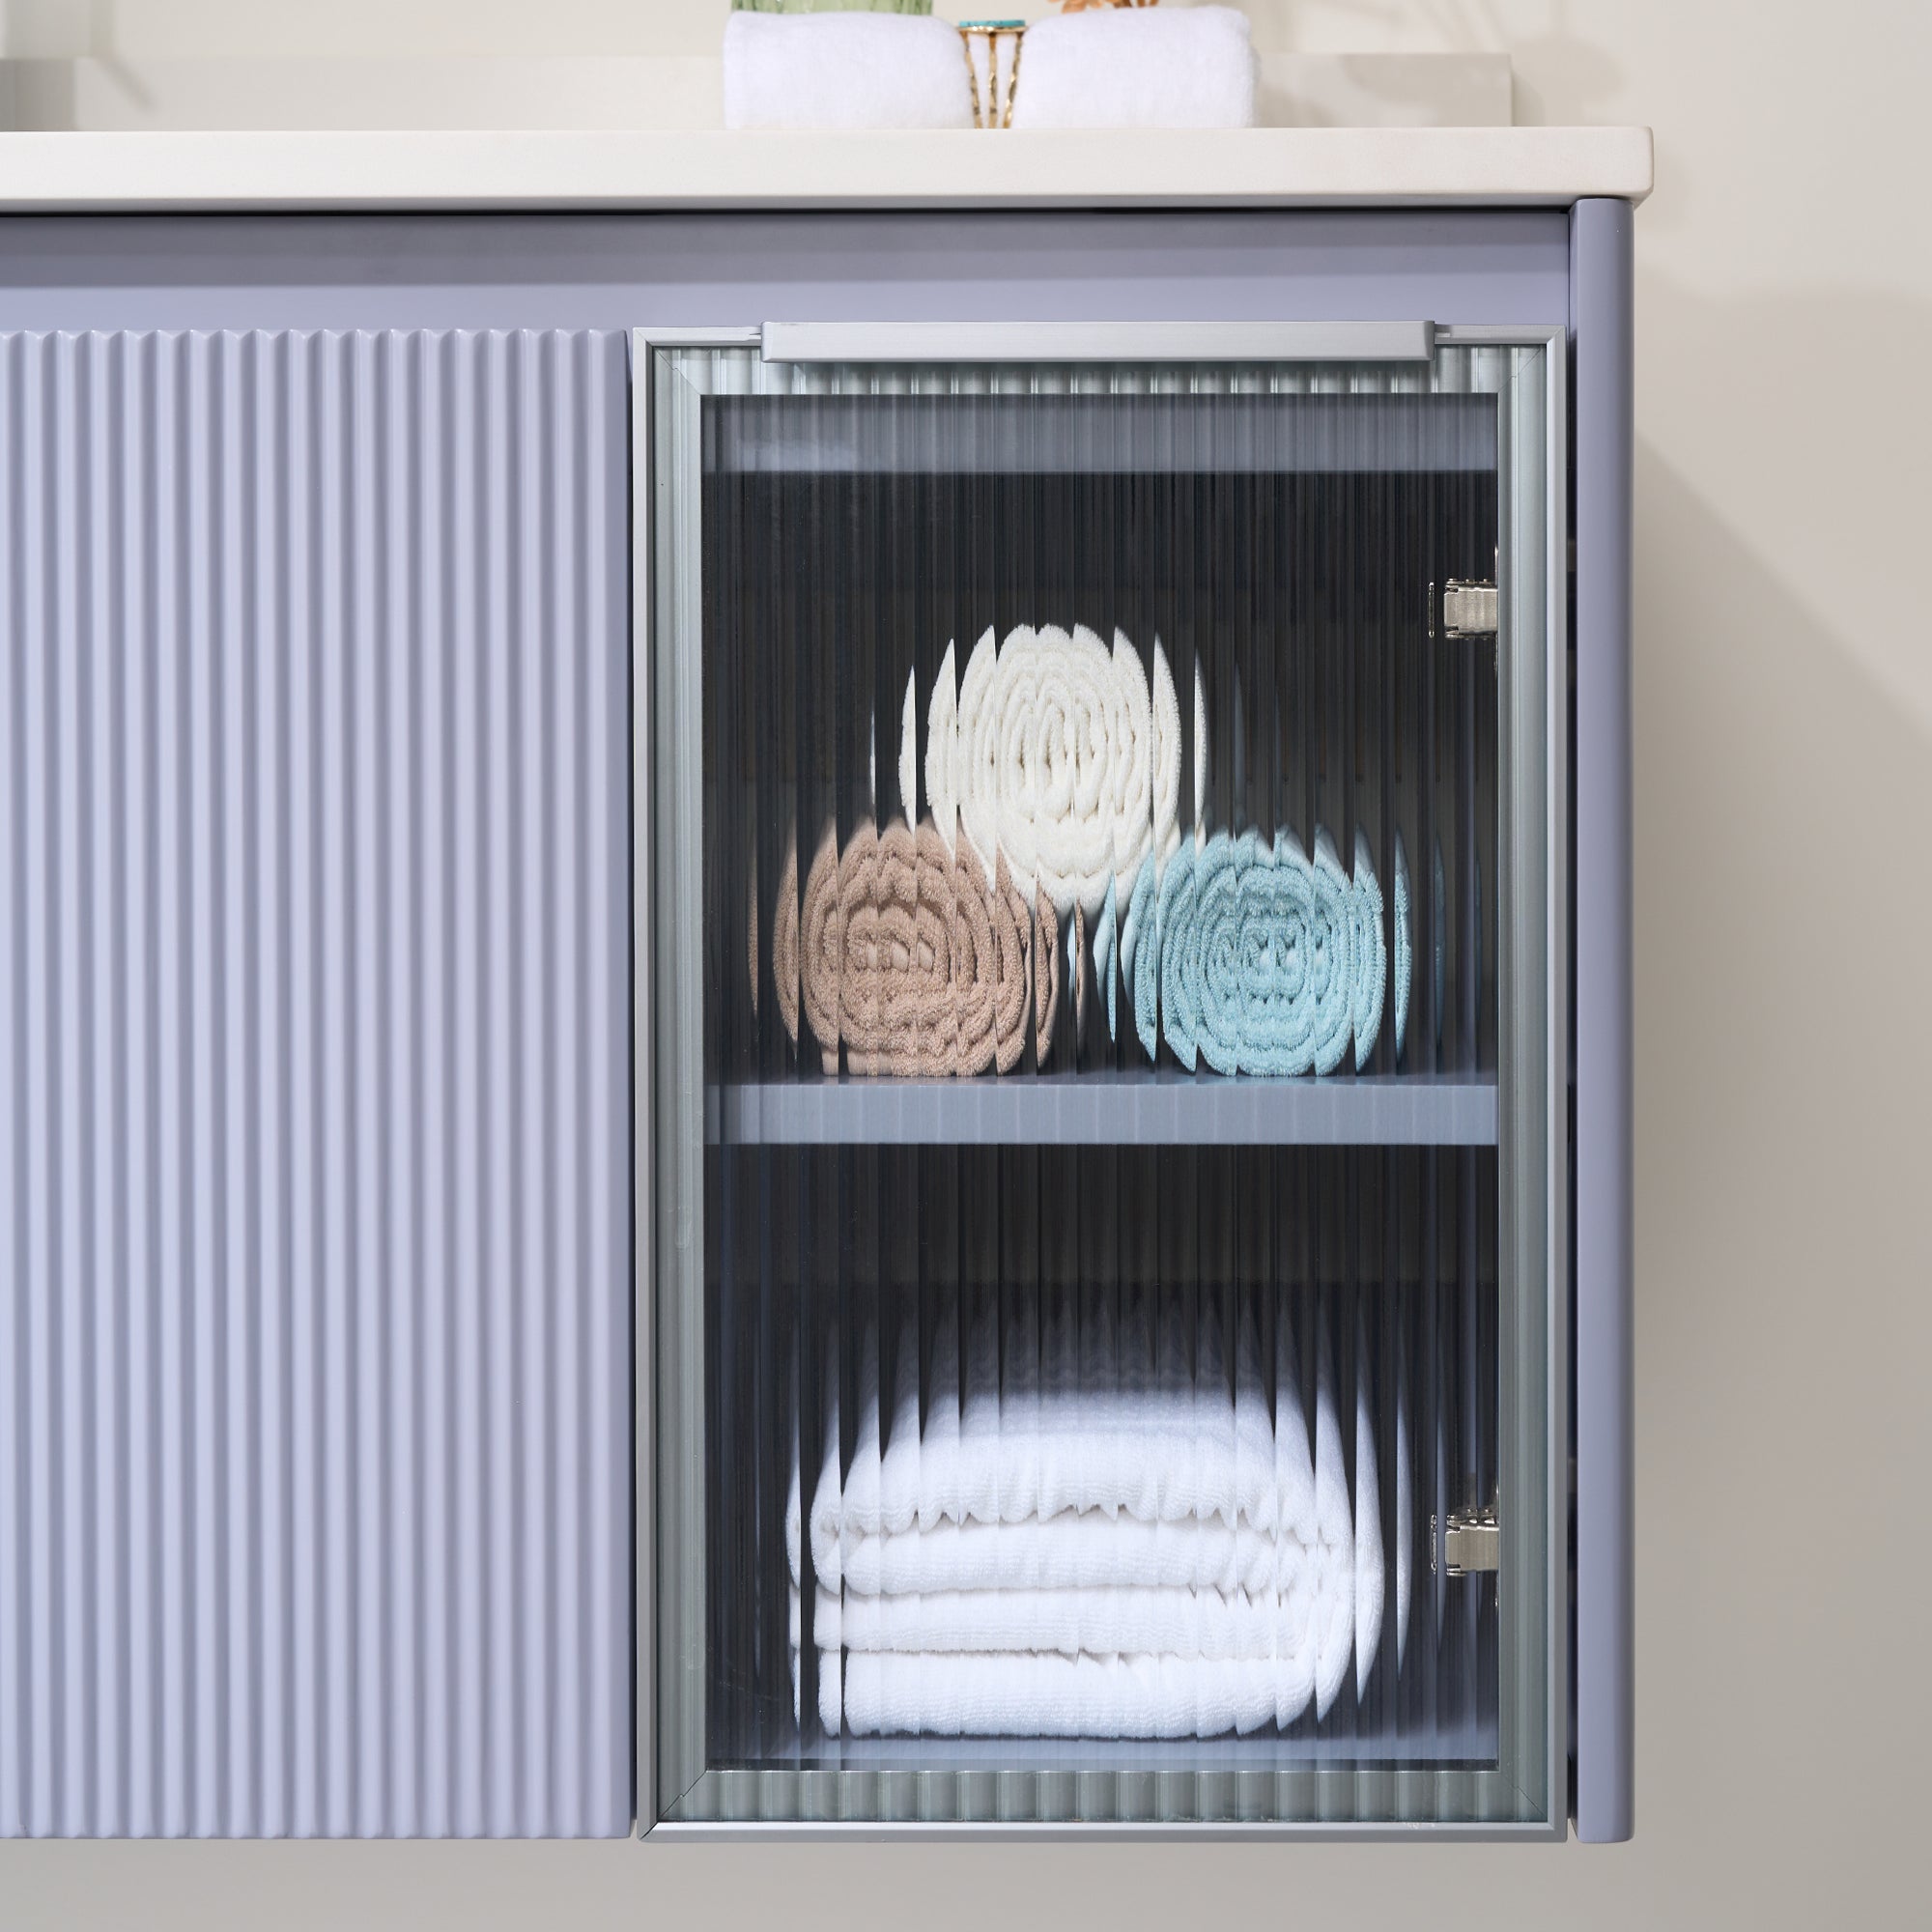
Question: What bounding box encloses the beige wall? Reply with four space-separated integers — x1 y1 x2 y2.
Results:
5 2 1931 1926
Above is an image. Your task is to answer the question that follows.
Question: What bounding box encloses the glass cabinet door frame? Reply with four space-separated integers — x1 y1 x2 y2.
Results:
631 321 1570 1838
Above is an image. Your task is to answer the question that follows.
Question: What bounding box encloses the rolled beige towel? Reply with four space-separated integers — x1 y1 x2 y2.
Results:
775 817 1059 1076
1024 856 1062 1070
838 819 963 1079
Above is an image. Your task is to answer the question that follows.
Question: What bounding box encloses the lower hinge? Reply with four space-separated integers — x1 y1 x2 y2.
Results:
1435 1499 1502 1576
1435 578 1500 639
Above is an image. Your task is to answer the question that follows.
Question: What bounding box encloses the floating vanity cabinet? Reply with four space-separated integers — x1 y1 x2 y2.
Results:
0 165 1637 1844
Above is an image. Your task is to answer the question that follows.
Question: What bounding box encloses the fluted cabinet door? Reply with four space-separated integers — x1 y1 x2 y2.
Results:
0 328 633 1836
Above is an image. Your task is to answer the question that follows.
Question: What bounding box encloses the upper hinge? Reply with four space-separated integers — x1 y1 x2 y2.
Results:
1436 1499 1502 1576
1437 578 1500 639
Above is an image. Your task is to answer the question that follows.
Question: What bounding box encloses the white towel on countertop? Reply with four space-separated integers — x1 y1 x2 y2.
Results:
1009 7 1257 132
723 13 974 131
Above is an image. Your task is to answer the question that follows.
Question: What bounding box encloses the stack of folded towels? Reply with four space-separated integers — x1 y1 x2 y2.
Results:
788 1282 1395 1739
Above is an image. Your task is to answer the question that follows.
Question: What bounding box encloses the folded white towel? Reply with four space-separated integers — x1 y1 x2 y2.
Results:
798 1502 1286 1598
833 1650 1316 1740
1009 7 1257 132
799 1582 1301 1661
1353 1331 1384 1703
793 1290 1302 1583
722 13 975 131
790 1285 1382 1737
1394 1329 1412 1674
794 1576 1334 1738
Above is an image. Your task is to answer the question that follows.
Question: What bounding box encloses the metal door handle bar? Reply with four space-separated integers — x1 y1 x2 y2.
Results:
760 320 1436 365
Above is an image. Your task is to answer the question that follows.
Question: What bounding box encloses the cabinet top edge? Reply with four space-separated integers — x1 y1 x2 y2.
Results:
0 127 1654 214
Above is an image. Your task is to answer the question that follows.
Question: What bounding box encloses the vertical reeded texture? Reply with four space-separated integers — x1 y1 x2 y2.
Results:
0 328 632 1837
655 348 1541 1827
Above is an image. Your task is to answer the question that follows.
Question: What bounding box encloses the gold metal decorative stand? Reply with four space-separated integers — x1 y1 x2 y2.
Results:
959 20 1025 128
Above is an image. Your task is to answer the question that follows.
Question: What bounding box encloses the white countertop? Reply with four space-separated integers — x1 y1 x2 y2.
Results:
0 126 1652 213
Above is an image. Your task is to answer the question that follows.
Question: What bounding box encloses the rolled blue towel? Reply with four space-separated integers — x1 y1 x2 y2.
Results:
1151 829 1360 1077
1433 838 1446 1052
1393 832 1412 1064
1429 836 1480 1054
1350 826 1387 1073
1124 855 1159 1062
1138 824 1394 1077
1308 830 1356 1077
1093 872 1121 1043
1156 841 1201 1070
1182 827 1244 1074
1195 831 1322 1076
1181 833 1244 1075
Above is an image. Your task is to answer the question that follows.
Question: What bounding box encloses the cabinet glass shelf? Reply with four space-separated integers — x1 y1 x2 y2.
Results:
707 1070 1497 1147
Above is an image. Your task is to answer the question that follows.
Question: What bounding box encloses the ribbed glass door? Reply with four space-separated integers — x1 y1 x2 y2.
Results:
645 333 1564 1831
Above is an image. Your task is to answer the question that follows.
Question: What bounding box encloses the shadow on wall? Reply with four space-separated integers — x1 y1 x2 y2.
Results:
1626 412 1932 1919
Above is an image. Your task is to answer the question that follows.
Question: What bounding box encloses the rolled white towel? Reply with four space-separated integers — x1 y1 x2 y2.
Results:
1009 6 1257 132
723 13 975 131
935 623 1182 923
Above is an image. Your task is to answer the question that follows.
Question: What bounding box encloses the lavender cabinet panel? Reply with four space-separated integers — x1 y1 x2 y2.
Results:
0 327 633 1836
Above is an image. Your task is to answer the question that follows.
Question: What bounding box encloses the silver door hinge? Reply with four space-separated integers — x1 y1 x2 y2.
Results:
1439 579 1499 639
1435 1501 1501 1576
